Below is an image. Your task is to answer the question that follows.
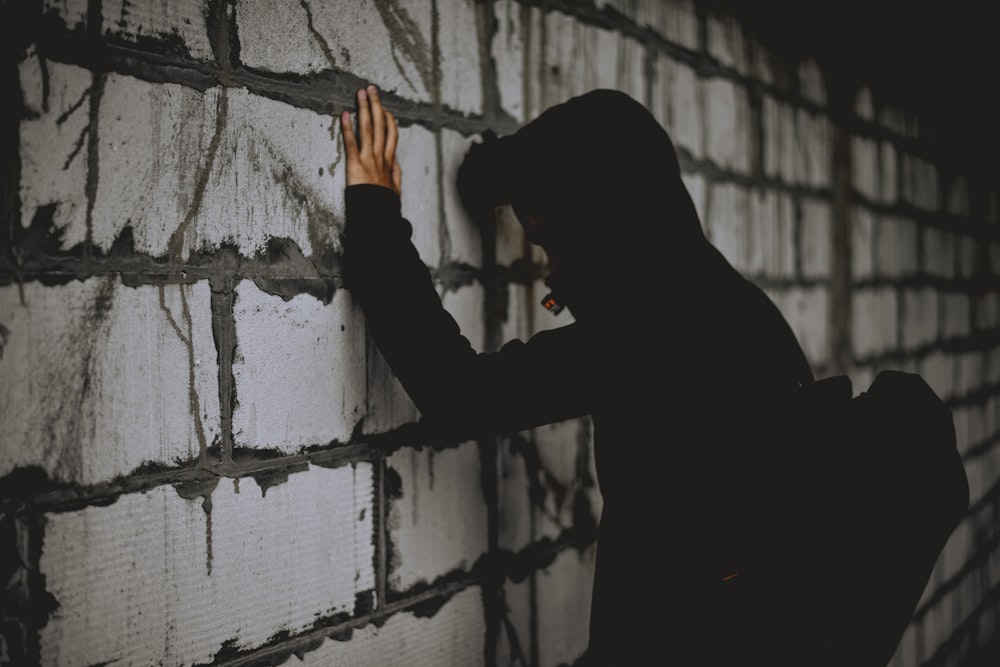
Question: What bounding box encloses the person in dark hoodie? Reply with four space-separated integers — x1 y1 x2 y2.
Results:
339 84 817 665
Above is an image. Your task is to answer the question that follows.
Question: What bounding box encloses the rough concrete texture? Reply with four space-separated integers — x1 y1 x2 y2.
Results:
38 465 375 666
291 587 486 666
799 198 832 279
231 281 365 451
652 54 704 160
102 0 215 61
852 288 899 359
771 287 829 367
851 206 874 280
0 279 219 484
875 216 919 278
386 442 488 591
491 1 536 123
901 288 939 350
924 227 957 279
703 77 751 173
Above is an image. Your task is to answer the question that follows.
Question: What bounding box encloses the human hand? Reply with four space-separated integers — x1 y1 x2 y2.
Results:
341 84 402 197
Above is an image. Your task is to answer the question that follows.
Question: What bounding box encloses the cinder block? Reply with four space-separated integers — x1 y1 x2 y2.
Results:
749 189 795 278
652 54 703 160
236 0 481 114
875 216 919 278
958 235 978 279
800 197 832 279
491 0 537 123
901 288 938 350
796 109 830 187
18 58 92 250
707 12 746 72
39 466 375 666
441 129 484 268
776 287 829 367
705 182 751 273
762 95 795 183
853 87 874 121
703 77 751 173
920 351 954 402
497 571 532 666
943 293 971 340
681 172 708 232
879 141 898 204
362 328 421 436
231 281 365 451
974 292 998 333
534 545 596 667
101 0 214 61
88 78 347 260
852 206 874 281
852 287 898 358
0 279 219 485
535 12 645 118
40 0 89 29
924 228 956 279
635 0 700 50
901 153 940 211
946 175 971 216
290 587 486 666
497 437 535 552
851 136 877 201
386 442 489 591
797 59 826 106
398 124 442 268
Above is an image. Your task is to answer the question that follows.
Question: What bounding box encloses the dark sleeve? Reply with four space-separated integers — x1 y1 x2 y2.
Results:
342 184 594 438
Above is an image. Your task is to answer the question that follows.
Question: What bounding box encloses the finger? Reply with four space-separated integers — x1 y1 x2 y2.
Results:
368 85 385 160
384 109 398 163
392 156 402 195
356 87 372 157
340 111 359 162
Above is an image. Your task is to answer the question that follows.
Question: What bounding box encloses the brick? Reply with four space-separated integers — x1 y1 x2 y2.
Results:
750 189 795 278
797 109 830 187
534 545 596 667
441 129 484 268
101 0 214 61
851 136 877 201
920 351 955 402
703 77 751 173
707 12 746 72
89 78 349 260
800 197 832 279
705 182 750 272
852 288 898 358
231 281 366 451
901 153 939 211
974 292 998 333
0 279 219 485
39 466 375 666
852 206 874 281
292 587 486 666
398 124 442 268
762 95 795 183
535 13 645 118
875 216 919 278
386 442 489 591
18 58 92 250
901 288 939 350
651 54 703 160
635 0 700 50
237 0 481 115
924 228 956 278
797 58 826 106
853 87 874 121
533 418 601 532
879 141 898 204
491 0 537 123
943 293 971 340
775 287 829 367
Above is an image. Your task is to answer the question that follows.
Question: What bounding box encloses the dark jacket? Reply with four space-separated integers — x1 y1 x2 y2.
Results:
343 89 815 665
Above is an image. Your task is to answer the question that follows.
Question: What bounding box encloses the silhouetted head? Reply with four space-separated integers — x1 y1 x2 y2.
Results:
458 89 710 319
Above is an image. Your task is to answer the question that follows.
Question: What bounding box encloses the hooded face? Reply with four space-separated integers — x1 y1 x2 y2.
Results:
460 89 711 320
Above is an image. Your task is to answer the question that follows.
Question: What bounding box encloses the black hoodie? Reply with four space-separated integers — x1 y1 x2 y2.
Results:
343 89 815 665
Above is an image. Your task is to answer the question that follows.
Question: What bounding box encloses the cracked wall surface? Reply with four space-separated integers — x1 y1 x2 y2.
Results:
2 1 999 666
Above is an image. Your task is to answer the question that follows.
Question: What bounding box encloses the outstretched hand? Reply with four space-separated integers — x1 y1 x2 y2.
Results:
341 85 402 197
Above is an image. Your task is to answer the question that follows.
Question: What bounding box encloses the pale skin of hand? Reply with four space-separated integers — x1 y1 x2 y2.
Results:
340 84 402 196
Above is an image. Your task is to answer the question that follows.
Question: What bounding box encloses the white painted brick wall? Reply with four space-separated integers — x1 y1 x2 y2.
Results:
924 228 956 279
18 58 92 249
533 546 596 667
634 0 700 50
386 442 489 591
774 287 829 366
0 279 219 484
879 141 898 204
750 188 796 278
707 12 746 72
852 206 875 280
796 109 831 187
851 136 877 201
920 351 955 402
498 438 534 552
900 152 940 211
290 587 486 666
231 281 366 451
102 0 214 60
705 182 749 272
399 124 443 267
39 465 375 666
762 95 796 184
943 293 971 340
492 1 533 123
